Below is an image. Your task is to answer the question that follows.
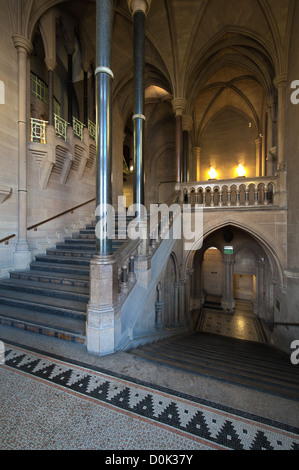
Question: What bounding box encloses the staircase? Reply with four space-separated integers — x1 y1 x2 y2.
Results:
0 219 128 344
130 332 299 401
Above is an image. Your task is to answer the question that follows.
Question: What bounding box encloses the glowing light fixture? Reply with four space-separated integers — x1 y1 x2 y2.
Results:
236 164 246 178
208 166 218 180
129 159 134 172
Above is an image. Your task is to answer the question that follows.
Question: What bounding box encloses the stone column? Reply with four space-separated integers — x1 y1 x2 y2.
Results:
40 9 57 127
254 259 265 317
82 61 90 127
273 74 287 171
12 35 33 270
221 254 235 313
174 283 180 326
266 99 276 176
128 0 151 208
172 98 186 183
182 115 193 182
67 52 74 126
255 136 263 177
86 0 120 356
193 147 201 182
45 58 56 127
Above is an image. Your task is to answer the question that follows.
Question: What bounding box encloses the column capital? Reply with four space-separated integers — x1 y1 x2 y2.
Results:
81 61 90 73
193 146 201 156
182 114 193 132
172 97 187 116
12 35 33 55
128 0 152 16
223 253 235 264
273 73 287 89
44 57 57 72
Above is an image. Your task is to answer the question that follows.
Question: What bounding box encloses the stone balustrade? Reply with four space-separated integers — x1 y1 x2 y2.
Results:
176 176 281 208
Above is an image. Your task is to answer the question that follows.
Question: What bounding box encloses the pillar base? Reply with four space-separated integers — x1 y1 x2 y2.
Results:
86 303 121 356
86 255 121 356
221 299 235 313
13 241 32 271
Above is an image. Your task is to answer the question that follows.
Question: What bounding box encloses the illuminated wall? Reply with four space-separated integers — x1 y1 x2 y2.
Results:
200 108 257 180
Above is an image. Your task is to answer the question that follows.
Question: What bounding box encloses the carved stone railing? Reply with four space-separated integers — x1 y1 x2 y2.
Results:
176 175 284 208
86 190 183 356
114 237 140 303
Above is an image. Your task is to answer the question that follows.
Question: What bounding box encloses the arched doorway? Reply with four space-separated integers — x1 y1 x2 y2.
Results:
189 224 281 343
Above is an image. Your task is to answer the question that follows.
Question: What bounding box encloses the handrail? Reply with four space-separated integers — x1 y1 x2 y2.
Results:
27 198 96 231
0 198 96 244
0 234 16 245
273 323 299 327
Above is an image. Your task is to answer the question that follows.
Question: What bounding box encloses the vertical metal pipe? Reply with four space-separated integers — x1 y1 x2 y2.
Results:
95 0 114 256
132 10 145 209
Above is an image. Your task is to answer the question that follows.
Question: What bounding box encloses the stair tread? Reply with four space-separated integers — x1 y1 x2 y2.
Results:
132 350 299 399
0 278 89 296
0 304 85 335
11 270 89 282
0 288 87 311
130 332 299 401
34 255 91 265
134 343 299 386
30 261 89 269
141 344 299 380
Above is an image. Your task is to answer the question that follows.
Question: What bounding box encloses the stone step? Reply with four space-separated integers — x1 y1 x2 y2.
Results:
35 254 91 266
130 333 299 401
0 304 85 344
0 279 89 302
10 270 89 288
0 288 86 317
134 338 297 386
0 215 131 344
30 261 90 276
46 249 95 259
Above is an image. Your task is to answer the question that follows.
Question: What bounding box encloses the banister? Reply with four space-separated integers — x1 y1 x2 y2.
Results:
0 234 16 245
0 198 96 244
27 198 96 231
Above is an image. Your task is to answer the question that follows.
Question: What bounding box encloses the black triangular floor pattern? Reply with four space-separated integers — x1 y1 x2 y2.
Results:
2 343 299 450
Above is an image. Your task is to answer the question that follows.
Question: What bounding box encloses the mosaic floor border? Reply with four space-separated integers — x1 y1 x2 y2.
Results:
1 341 299 451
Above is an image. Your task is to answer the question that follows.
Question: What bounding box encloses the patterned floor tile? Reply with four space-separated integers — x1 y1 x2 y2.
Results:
1 344 299 451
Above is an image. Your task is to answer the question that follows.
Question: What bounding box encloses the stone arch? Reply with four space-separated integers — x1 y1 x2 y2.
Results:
184 219 285 289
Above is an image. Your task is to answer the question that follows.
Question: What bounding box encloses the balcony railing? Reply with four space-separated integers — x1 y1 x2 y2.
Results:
73 117 84 141
88 119 96 140
54 114 68 141
30 118 48 144
30 116 96 144
177 176 278 208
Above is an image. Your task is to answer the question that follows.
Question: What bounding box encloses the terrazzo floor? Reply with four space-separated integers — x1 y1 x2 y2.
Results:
1 342 299 452
1 301 299 453
200 300 265 343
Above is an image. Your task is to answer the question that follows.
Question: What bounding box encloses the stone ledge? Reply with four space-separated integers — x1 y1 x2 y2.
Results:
0 185 12 204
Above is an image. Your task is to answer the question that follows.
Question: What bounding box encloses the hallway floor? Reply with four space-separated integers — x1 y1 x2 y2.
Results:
200 299 266 343
0 302 299 451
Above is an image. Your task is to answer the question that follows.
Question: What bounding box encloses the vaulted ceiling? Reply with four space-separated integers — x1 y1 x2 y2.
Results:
10 0 296 141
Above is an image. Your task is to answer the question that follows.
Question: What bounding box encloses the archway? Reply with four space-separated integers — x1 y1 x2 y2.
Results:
188 223 283 342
